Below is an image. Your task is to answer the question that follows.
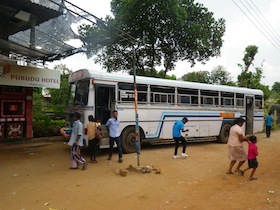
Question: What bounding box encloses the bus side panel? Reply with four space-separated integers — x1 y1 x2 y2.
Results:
254 111 264 133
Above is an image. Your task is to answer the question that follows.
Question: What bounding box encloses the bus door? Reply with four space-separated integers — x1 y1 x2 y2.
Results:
95 84 115 124
245 95 254 134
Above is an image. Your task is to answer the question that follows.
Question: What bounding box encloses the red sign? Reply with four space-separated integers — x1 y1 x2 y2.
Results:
9 104 18 111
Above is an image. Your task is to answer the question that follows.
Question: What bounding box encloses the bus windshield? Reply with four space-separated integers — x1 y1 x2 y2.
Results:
69 80 90 106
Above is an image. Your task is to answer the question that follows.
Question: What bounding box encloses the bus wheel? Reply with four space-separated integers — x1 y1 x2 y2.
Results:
122 126 137 154
219 124 232 144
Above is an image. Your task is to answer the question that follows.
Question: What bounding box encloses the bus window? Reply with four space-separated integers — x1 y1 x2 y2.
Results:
255 95 263 109
151 86 175 104
138 93 147 103
177 88 198 105
203 97 214 105
68 83 76 105
119 91 134 102
221 92 234 106
191 96 199 105
236 93 244 107
74 80 89 106
168 95 174 103
201 90 218 106
118 83 147 103
178 95 190 104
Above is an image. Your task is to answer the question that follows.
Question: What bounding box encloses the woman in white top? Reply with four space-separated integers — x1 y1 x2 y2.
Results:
227 117 251 175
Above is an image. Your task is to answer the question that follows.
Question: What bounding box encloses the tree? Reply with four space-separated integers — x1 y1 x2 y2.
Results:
272 82 280 93
79 0 226 78
181 71 210 83
32 87 44 120
144 68 176 80
47 64 72 116
209 65 234 85
237 45 271 100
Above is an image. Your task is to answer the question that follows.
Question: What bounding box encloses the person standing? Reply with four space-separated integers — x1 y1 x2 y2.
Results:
172 117 189 159
106 110 123 163
265 111 274 138
86 115 98 163
68 112 87 170
242 135 259 180
226 117 251 175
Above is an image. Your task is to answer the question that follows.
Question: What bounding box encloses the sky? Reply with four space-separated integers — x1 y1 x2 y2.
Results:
49 0 280 87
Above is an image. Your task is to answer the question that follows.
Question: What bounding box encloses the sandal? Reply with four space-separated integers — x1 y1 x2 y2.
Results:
226 171 234 174
90 160 98 163
69 167 79 169
249 177 257 181
235 170 244 176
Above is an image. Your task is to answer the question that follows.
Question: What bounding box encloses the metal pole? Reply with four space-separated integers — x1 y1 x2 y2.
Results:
133 47 141 166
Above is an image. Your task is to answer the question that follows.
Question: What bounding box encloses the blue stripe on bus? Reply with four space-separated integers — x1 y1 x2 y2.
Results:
145 112 263 138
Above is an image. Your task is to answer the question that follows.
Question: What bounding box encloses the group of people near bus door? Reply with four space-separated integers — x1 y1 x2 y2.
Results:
67 110 123 170
66 110 272 180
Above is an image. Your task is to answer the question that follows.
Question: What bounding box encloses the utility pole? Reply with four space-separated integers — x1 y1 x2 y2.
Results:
133 47 141 166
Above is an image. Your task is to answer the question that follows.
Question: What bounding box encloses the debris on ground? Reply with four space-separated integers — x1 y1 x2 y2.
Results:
123 164 162 176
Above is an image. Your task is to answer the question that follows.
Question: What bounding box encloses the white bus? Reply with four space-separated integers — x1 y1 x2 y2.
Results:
66 69 264 153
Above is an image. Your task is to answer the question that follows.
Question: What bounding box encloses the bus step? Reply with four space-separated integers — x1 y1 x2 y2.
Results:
149 136 217 145
150 139 175 145
186 136 217 142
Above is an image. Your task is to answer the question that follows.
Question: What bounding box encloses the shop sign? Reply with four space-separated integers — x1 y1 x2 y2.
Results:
0 63 60 89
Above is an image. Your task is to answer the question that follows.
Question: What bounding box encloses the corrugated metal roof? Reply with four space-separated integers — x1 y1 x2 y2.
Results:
0 0 83 63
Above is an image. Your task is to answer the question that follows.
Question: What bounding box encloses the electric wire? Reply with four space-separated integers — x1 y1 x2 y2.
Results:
232 0 280 53
249 0 280 43
244 0 280 48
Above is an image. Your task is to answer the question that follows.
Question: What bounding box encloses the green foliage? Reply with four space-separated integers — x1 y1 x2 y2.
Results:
209 65 234 85
272 82 280 93
181 71 210 83
33 118 65 137
237 45 271 100
47 64 72 116
180 66 234 85
32 64 71 137
139 68 176 80
32 87 44 120
242 45 258 72
79 0 226 78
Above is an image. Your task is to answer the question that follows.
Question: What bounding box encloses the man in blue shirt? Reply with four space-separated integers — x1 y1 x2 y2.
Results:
106 110 123 162
172 117 189 159
265 111 274 138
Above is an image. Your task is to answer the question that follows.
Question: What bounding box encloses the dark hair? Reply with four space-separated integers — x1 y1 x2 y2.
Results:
88 115 94 122
182 117 188 121
249 135 257 143
112 110 118 114
235 117 245 124
268 111 272 115
73 112 81 119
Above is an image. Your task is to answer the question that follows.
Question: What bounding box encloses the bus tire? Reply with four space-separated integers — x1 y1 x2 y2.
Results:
219 124 232 144
122 126 137 154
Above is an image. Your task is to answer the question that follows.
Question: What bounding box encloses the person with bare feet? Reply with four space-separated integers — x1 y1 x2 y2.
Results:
226 117 251 175
242 135 258 180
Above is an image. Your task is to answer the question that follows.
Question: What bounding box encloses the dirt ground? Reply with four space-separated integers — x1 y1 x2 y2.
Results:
0 131 279 210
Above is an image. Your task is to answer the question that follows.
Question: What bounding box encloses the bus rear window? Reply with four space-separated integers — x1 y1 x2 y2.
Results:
74 80 90 106
68 83 76 105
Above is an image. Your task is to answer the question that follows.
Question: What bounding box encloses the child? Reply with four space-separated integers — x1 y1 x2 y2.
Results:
242 135 258 180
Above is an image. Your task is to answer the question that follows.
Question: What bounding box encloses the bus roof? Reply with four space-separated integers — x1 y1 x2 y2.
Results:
70 69 263 96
